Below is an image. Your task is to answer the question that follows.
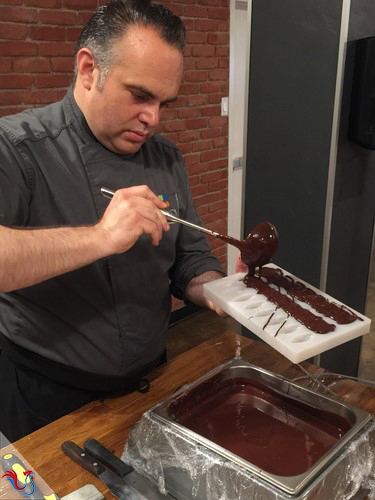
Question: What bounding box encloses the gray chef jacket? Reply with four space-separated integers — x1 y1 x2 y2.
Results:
0 88 224 377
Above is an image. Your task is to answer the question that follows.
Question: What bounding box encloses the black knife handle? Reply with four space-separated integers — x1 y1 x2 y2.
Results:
83 439 133 478
61 441 106 477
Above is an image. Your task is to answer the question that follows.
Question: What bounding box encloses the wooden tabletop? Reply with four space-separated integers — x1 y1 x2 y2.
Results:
9 331 375 498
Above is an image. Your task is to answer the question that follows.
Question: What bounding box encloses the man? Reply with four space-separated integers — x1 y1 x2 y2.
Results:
0 0 225 442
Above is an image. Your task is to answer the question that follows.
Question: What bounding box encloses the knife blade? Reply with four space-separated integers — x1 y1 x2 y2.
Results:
0 452 60 500
61 442 146 500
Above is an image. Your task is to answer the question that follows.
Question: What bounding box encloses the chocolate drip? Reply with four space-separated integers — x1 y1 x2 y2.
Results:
244 274 335 334
260 267 361 325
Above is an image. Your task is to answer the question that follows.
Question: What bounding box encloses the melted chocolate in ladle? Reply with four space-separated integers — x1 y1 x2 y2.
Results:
217 221 279 275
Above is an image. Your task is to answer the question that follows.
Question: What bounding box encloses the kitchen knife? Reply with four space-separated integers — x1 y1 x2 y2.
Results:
0 452 60 500
61 441 146 500
83 440 132 478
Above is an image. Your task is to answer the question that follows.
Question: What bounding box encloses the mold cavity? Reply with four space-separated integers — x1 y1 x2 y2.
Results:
292 334 312 343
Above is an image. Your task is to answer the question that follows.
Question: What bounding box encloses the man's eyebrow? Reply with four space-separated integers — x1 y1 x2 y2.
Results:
126 84 178 104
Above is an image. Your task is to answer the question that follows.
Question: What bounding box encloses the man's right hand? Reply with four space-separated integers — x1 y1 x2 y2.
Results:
97 185 170 254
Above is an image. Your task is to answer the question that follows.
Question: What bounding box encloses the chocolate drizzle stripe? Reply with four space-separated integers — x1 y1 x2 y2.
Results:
244 275 335 334
260 267 361 325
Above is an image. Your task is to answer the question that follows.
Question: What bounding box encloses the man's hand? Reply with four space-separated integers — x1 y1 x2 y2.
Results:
185 270 227 317
97 185 170 254
236 251 248 273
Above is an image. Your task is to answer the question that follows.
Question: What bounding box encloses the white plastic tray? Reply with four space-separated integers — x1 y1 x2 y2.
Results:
203 264 371 363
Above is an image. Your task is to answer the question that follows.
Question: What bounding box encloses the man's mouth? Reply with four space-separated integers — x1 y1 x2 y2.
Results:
127 130 147 142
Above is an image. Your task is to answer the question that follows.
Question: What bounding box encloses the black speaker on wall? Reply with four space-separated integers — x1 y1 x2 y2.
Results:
349 36 375 150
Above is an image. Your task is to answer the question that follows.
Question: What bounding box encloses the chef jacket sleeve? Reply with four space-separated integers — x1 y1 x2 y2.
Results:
0 126 32 226
168 153 225 300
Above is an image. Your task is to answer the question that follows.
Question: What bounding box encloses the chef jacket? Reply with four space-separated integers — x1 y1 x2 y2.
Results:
0 88 224 377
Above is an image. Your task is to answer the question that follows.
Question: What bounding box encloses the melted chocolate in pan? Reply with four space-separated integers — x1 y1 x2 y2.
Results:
169 376 351 477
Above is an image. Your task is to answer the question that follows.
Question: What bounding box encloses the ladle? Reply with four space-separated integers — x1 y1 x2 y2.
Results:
100 187 279 271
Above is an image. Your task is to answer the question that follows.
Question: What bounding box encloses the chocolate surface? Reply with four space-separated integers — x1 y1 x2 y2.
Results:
243 267 361 334
168 375 351 477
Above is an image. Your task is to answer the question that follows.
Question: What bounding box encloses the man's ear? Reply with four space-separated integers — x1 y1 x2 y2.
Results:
76 48 97 90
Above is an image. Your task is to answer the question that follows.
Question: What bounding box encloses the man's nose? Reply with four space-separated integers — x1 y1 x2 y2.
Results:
139 105 160 128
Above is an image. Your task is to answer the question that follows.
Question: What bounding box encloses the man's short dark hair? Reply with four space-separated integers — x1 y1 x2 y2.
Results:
74 0 185 87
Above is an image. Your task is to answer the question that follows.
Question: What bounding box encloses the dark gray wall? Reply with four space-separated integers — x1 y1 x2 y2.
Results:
243 0 375 375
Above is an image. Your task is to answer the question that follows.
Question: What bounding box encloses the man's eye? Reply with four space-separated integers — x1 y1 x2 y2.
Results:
160 102 169 109
132 92 147 101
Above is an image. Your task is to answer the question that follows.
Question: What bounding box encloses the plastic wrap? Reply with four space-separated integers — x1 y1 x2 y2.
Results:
122 363 375 500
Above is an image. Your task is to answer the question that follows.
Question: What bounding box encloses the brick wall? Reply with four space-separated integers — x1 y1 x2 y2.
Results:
0 0 229 304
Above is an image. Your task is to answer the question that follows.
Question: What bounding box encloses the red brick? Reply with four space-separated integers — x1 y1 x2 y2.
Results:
209 116 227 127
34 74 71 88
0 74 32 88
195 19 217 32
213 137 227 148
215 46 229 57
207 32 228 44
191 44 215 57
201 170 224 184
187 95 208 106
201 105 220 117
195 193 221 206
177 107 199 119
29 26 65 41
192 139 212 152
14 57 50 72
178 130 200 143
184 70 207 82
161 132 178 143
178 82 200 95
208 158 227 170
0 90 23 105
217 20 229 31
209 179 227 191
0 0 22 4
183 57 195 70
77 11 93 25
182 18 194 30
39 42 74 56
24 0 61 6
200 149 221 163
22 88 66 104
209 68 228 81
0 22 28 39
201 128 221 139
198 0 220 5
51 57 74 72
63 0 97 8
191 184 208 197
186 117 207 129
0 106 28 117
39 10 77 25
219 58 229 69
188 163 208 176
0 41 37 56
66 27 82 41
159 108 177 120
184 153 200 166
196 57 217 69
186 31 206 44
178 142 191 154
208 94 223 104
209 199 227 212
163 120 186 132
183 5 207 17
207 7 228 19
0 6 38 23
200 81 221 93
189 174 201 187
0 58 12 73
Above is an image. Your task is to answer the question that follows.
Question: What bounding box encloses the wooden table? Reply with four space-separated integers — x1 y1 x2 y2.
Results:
9 331 375 498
